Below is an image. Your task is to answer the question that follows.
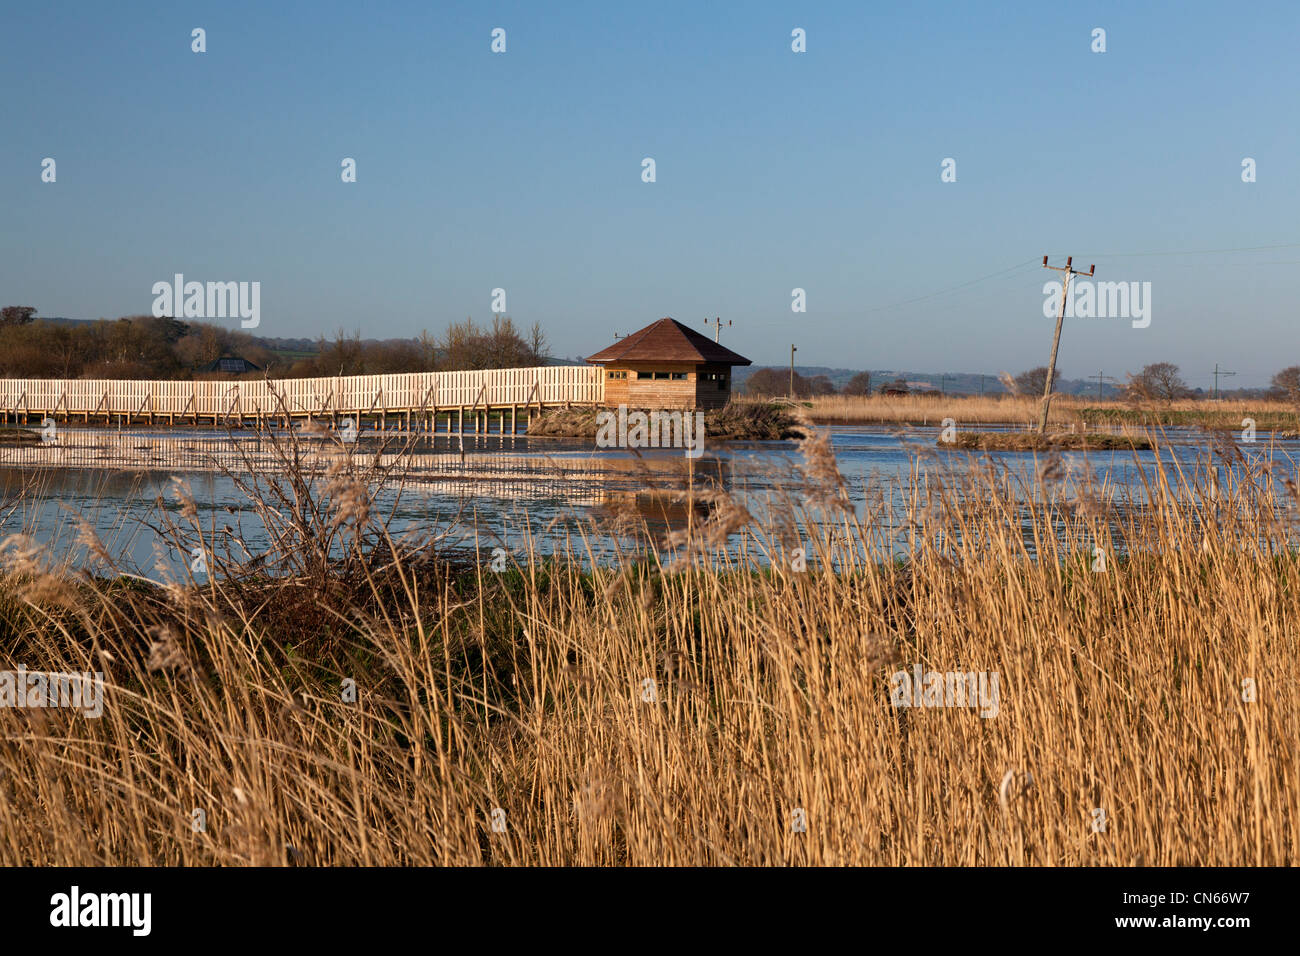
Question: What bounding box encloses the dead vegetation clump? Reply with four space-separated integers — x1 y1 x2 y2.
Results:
527 403 800 441
939 431 1152 451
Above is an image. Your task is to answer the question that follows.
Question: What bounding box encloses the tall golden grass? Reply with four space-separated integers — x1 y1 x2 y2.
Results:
0 425 1295 865
804 392 1063 425
801 392 1300 429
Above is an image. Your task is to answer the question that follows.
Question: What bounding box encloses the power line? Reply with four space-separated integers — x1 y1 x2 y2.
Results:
743 239 1300 339
872 242 1299 318
1049 240 1300 260
862 259 1041 315
867 241 1300 320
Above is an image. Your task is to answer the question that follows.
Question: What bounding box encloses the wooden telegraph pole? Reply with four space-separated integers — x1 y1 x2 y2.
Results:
1038 255 1094 433
789 344 798 398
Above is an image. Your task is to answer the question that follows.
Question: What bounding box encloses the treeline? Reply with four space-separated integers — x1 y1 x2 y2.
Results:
289 317 548 378
1014 362 1300 403
745 360 1300 402
745 368 875 398
0 308 549 379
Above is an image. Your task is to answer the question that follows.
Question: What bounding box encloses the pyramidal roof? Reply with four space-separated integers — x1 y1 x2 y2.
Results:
586 318 752 366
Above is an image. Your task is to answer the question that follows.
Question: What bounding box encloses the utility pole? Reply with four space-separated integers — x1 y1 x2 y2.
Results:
704 316 731 342
789 344 798 399
1093 370 1120 401
1039 255 1095 433
979 374 985 396
1212 362 1236 400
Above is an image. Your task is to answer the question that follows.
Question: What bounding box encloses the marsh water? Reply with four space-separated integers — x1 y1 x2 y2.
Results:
1 423 1296 576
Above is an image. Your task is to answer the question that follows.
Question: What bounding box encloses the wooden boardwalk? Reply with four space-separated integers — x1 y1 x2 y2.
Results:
0 365 604 432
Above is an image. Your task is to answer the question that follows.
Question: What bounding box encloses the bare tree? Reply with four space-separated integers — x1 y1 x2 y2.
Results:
417 329 439 369
1126 362 1192 403
745 367 813 397
528 321 549 363
1269 366 1300 403
322 329 364 376
809 374 836 396
1014 366 1056 396
433 316 546 371
843 371 872 396
0 306 37 326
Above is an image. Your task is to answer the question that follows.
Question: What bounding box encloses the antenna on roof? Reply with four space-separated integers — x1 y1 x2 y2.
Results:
704 316 732 342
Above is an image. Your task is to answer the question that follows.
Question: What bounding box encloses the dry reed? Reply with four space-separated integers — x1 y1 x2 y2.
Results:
0 424 1296 865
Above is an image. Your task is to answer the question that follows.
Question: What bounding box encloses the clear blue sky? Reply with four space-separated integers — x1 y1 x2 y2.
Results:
2 0 1297 386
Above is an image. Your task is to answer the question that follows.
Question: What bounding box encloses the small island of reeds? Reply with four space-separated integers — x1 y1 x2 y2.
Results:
938 431 1153 451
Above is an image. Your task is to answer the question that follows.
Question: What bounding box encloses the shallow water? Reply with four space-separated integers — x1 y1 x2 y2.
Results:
1 424 1295 576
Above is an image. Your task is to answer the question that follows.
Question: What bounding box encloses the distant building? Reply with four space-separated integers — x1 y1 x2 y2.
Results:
197 355 262 375
587 318 751 409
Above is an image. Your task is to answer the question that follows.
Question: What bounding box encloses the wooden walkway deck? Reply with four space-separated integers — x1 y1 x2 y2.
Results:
0 365 604 432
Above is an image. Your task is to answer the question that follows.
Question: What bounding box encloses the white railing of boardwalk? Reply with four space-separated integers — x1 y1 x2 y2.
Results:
0 433 619 505
0 365 604 419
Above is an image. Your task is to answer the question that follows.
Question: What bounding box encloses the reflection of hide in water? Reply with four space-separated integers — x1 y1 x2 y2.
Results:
593 490 712 538
586 452 730 484
591 458 732 538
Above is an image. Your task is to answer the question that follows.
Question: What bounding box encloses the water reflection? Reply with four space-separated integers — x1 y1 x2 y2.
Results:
2 424 1297 575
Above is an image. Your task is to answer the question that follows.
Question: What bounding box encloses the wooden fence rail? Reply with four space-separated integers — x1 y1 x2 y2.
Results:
0 365 605 428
